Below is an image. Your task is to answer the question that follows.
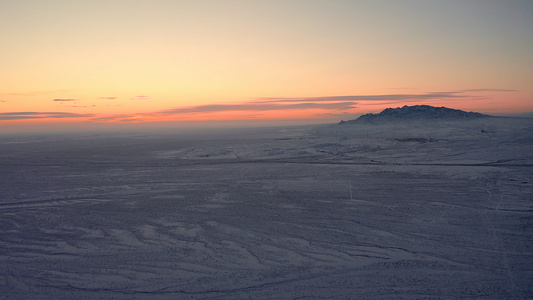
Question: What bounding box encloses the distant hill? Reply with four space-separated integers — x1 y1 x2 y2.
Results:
340 105 490 124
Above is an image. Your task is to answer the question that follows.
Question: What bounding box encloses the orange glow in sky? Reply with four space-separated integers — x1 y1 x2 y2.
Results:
1 1 532 132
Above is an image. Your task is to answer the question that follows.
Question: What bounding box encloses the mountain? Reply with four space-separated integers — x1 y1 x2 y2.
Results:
340 105 490 124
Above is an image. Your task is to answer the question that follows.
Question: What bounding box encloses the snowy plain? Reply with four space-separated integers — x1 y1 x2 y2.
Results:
1 117 532 299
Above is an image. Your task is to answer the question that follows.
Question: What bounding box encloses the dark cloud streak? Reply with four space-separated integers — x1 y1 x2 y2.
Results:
254 93 459 104
252 89 515 104
0 112 93 121
160 102 357 114
456 89 517 93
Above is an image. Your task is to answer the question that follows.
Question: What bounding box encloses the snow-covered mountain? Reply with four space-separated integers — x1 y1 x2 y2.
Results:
340 105 490 124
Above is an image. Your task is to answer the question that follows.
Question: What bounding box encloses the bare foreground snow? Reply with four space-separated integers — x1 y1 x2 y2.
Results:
1 118 532 299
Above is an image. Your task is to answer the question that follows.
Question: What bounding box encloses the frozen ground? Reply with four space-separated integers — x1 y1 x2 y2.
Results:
1 117 532 299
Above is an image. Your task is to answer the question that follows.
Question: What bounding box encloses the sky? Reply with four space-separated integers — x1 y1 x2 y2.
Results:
1 0 532 132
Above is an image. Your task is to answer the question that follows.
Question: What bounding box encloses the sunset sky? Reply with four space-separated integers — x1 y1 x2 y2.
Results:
1 0 532 131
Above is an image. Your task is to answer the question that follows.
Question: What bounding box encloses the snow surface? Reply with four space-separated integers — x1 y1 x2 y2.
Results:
1 117 532 299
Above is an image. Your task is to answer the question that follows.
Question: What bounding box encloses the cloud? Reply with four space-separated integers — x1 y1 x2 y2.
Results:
253 92 463 104
317 112 361 118
91 115 146 123
131 95 149 100
89 116 120 122
87 88 515 123
160 101 357 114
8 88 513 123
88 102 358 123
98 97 118 100
0 112 93 121
456 89 517 93
251 89 516 104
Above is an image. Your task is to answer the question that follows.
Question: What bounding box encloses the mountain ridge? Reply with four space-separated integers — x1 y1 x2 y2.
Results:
340 105 490 124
